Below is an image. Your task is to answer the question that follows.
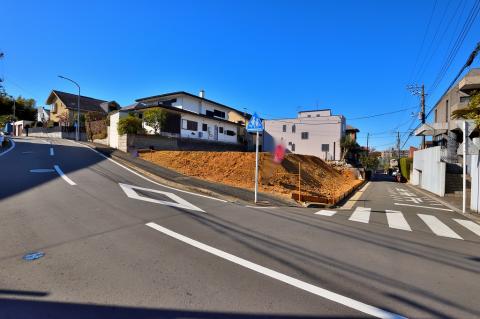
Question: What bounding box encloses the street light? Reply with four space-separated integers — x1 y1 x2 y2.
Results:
58 75 80 141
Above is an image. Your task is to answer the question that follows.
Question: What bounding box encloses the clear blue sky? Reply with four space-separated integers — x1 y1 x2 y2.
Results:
1 0 479 150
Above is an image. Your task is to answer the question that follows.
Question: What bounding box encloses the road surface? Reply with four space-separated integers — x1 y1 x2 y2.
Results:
0 137 479 318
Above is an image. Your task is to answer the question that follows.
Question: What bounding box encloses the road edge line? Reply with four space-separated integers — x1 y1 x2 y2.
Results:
53 165 76 186
145 222 406 319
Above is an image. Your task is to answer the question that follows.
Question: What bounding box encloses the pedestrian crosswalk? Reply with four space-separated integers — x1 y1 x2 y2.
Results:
313 207 480 241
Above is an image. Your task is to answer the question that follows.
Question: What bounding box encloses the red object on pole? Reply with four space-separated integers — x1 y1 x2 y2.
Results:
273 144 285 164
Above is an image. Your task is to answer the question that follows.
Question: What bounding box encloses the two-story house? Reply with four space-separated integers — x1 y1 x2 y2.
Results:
45 90 120 126
128 91 249 145
263 109 347 161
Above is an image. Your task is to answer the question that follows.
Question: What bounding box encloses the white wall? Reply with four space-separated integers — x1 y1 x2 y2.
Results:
263 116 344 160
411 146 446 196
109 112 128 149
180 113 238 144
470 154 480 212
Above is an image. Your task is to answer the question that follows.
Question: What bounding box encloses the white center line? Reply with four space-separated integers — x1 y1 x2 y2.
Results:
146 222 405 319
385 210 411 231
349 207 371 223
314 210 337 216
53 165 76 185
394 203 452 211
453 219 480 237
418 214 463 240
50 147 54 156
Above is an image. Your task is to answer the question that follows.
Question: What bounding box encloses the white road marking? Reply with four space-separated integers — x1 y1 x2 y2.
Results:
417 214 463 240
314 210 337 216
385 210 412 231
0 139 15 157
394 203 453 211
349 207 371 223
53 165 76 186
22 151 34 154
245 205 279 209
145 222 406 319
403 197 423 203
30 169 55 173
340 182 370 210
453 219 480 237
50 147 54 156
119 183 204 212
71 140 228 203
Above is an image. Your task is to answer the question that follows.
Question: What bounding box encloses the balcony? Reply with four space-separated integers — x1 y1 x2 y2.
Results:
459 72 480 93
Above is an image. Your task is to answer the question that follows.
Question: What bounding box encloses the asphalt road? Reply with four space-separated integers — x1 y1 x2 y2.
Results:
0 137 479 319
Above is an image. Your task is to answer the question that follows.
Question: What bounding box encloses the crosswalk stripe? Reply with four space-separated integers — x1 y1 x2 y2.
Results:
314 210 337 216
385 210 412 231
418 214 463 240
453 219 480 237
349 207 371 223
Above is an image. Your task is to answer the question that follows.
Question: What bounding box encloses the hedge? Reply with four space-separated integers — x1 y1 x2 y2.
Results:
399 157 413 181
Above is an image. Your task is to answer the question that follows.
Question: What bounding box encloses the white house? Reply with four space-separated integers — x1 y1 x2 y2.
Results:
263 109 347 160
37 106 50 123
130 91 245 144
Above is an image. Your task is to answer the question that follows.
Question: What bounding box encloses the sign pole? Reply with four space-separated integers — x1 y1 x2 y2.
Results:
463 120 467 214
254 131 259 203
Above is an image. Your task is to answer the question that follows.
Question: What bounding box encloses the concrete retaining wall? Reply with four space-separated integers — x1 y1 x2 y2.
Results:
411 146 446 196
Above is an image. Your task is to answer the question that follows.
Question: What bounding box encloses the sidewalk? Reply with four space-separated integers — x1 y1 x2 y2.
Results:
81 141 299 207
406 183 480 223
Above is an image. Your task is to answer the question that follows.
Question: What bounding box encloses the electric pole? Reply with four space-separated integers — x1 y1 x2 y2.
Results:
407 84 426 149
397 131 401 160
366 133 370 155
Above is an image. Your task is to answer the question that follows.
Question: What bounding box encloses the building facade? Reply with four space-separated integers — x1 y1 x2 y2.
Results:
263 109 346 160
130 91 247 144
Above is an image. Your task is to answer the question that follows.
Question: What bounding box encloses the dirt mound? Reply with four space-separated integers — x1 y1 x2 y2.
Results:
140 151 360 200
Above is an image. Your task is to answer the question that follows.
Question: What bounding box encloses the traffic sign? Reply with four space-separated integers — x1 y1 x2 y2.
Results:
247 112 263 132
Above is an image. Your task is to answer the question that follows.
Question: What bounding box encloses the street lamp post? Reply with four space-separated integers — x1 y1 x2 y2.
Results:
58 75 81 141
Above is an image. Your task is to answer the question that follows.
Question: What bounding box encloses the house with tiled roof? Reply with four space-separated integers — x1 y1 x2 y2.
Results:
45 90 120 125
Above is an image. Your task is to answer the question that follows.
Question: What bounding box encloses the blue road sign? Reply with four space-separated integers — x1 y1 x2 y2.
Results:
246 112 263 132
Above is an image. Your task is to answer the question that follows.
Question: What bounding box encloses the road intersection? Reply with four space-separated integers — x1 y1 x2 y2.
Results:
0 137 479 318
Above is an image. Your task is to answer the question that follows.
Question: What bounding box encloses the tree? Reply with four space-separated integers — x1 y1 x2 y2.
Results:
360 154 380 170
451 90 480 125
143 108 167 134
340 135 357 161
0 94 36 121
117 115 143 135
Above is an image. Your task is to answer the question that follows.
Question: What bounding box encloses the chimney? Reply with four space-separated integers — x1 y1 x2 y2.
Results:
199 89 205 99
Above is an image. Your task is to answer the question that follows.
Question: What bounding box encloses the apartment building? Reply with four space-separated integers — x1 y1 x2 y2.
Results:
263 109 347 160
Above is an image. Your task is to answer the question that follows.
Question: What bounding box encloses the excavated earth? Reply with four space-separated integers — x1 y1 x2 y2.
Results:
139 151 362 200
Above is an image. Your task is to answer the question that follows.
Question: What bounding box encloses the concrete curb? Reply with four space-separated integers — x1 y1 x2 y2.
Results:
80 141 300 207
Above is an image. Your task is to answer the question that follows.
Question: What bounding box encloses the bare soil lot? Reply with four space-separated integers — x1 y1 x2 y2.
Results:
139 151 361 200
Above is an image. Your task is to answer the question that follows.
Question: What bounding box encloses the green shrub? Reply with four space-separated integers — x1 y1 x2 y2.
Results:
399 157 413 180
117 115 143 135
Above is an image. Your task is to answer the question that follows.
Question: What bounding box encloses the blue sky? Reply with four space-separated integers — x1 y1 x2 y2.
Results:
1 0 479 149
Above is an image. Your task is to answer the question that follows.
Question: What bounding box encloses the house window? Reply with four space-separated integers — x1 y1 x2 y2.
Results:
307 115 311 118
316 114 320 117
202 123 208 131
219 127 224 134
282 125 286 132
292 143 295 151
460 96 471 103
434 109 437 122
206 110 214 117
214 110 226 118
292 125 296 133
322 144 329 152
226 130 235 136
138 113 143 119
301 132 309 139
183 119 198 131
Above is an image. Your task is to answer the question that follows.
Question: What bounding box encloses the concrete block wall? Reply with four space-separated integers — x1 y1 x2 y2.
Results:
411 146 446 196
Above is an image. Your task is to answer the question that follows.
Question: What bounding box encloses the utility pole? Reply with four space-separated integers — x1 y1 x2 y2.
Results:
407 84 426 149
366 133 370 155
397 131 401 160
